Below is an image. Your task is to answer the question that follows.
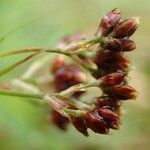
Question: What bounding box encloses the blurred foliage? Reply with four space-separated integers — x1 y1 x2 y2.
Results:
0 0 150 150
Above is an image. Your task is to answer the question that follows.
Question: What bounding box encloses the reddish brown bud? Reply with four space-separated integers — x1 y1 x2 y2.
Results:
51 55 66 73
103 85 137 100
94 49 120 68
51 110 69 130
94 49 130 78
104 38 136 52
98 108 120 129
85 110 109 134
114 17 139 38
94 96 121 115
69 116 88 136
54 65 87 93
99 70 126 86
98 8 121 36
98 108 118 122
96 50 130 74
93 49 122 78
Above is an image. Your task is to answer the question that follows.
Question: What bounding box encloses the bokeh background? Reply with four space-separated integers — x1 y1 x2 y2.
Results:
0 0 150 150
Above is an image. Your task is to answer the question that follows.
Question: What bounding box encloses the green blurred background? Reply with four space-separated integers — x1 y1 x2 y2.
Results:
0 0 150 150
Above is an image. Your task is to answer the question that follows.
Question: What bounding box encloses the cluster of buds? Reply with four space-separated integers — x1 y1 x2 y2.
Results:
48 9 139 136
50 35 88 130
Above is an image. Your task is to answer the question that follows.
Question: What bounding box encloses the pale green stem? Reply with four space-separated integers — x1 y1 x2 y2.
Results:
0 52 41 76
0 36 105 75
11 79 41 94
21 55 51 80
0 89 43 99
70 55 97 73
0 36 105 57
0 82 99 100
62 108 87 117
0 48 43 57
0 81 99 116
59 82 100 97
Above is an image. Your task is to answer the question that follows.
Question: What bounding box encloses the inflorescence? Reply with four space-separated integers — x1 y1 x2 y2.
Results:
0 9 139 136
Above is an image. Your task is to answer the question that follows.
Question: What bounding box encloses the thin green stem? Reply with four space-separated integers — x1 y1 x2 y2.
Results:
62 108 87 117
0 81 99 100
0 36 106 58
0 48 43 57
0 52 40 76
59 81 100 97
0 89 43 99
0 36 105 75
70 55 97 73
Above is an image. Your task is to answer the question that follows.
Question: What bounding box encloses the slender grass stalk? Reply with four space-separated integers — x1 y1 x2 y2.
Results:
0 52 40 76
0 36 105 57
0 82 99 99
0 89 43 99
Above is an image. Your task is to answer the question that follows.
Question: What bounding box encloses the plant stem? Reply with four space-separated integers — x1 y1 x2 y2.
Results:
0 36 105 57
0 48 43 57
0 82 99 99
59 82 100 97
0 52 40 76
70 55 97 73
0 89 43 99
0 36 105 75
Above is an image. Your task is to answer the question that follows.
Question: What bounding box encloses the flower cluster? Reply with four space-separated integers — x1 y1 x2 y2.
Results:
49 9 139 136
50 35 87 130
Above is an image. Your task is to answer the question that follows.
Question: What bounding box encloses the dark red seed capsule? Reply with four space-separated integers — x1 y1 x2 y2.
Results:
94 49 121 67
98 108 120 130
94 96 120 112
104 38 136 52
69 116 88 136
113 17 139 38
99 70 126 86
54 65 86 93
98 8 122 36
51 110 69 130
103 85 138 100
93 49 122 77
98 108 119 121
85 110 109 134
97 54 130 74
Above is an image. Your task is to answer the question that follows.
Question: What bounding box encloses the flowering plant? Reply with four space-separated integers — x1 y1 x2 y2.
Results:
0 9 139 136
